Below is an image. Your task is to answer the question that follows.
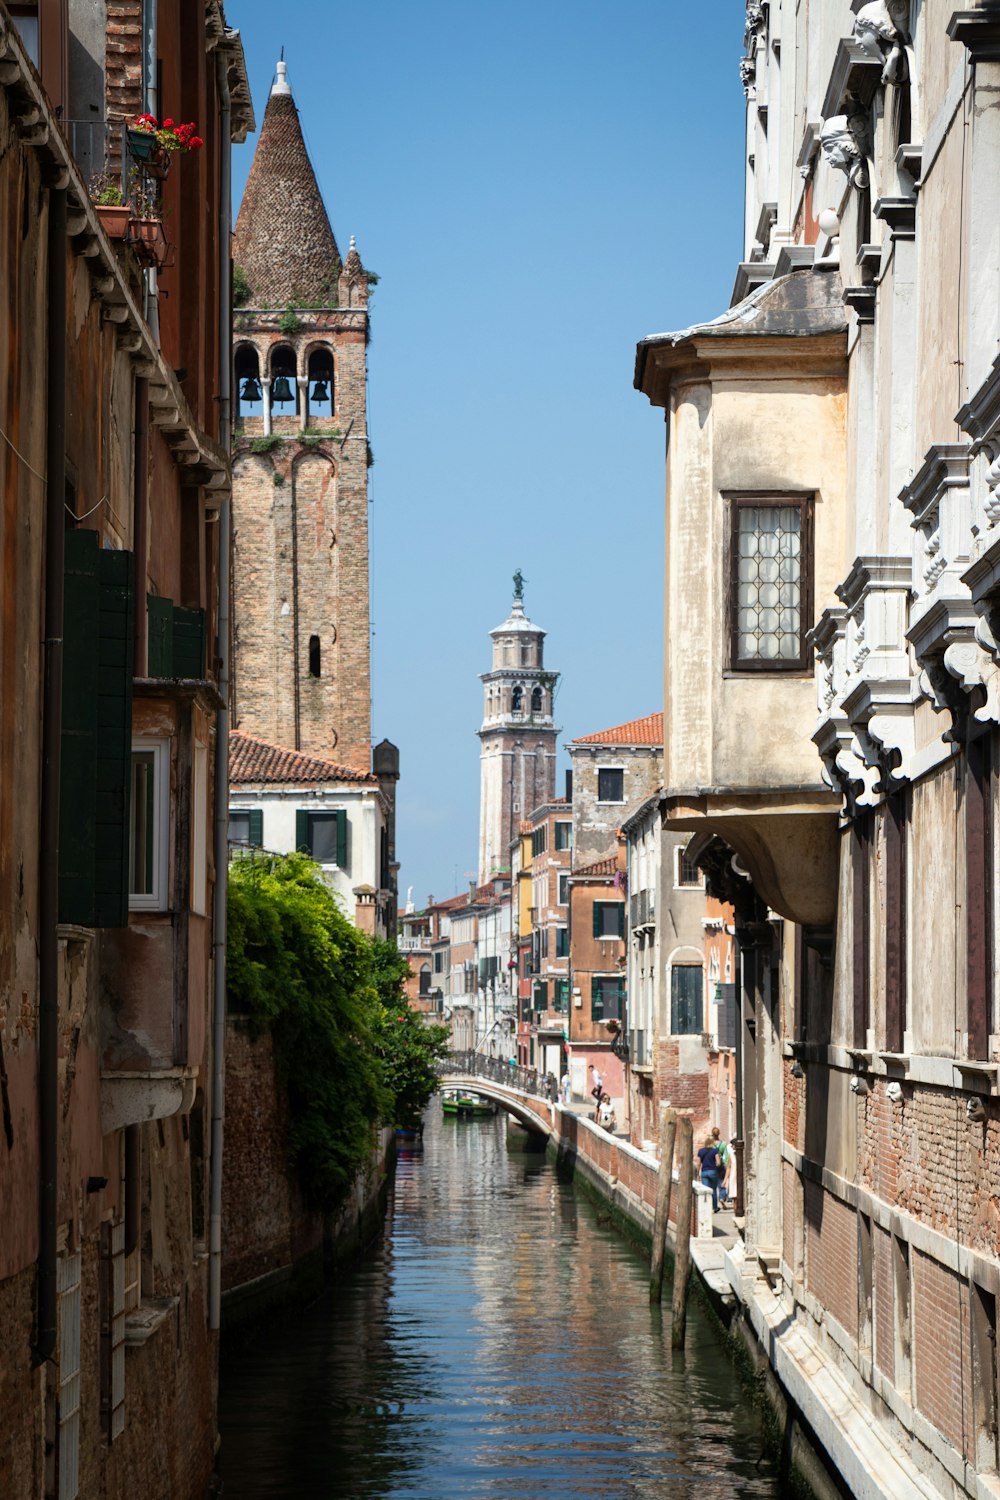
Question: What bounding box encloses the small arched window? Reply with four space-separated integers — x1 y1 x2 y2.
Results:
419 964 431 997
512 685 523 712
235 345 262 420
531 685 543 713
307 346 334 421
308 635 321 677
270 344 299 414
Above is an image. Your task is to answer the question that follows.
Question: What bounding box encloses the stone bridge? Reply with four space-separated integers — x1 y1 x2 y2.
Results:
437 1073 554 1136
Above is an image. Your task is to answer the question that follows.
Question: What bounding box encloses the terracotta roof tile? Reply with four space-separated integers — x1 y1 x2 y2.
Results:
572 712 663 746
572 856 619 878
229 731 377 786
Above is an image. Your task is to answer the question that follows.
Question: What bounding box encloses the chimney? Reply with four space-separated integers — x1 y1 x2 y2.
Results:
565 769 573 802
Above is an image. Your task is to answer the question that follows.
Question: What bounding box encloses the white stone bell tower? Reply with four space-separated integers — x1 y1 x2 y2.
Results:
478 574 560 884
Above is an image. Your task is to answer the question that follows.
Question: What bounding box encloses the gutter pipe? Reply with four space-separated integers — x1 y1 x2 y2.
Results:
208 45 232 1332
34 185 67 1365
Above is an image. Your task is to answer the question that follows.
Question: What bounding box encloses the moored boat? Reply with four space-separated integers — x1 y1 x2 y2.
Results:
441 1089 495 1118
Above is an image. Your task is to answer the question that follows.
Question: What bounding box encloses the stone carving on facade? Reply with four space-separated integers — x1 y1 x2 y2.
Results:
744 1 766 48
820 112 871 188
740 56 756 93
833 737 882 807
920 517 946 591
941 623 1000 728
853 1 910 85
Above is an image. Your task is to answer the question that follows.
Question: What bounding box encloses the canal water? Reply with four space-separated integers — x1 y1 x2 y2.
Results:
217 1108 782 1499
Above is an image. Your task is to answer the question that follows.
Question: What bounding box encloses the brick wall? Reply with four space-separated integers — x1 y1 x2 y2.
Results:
913 1249 972 1458
222 1023 322 1291
0 1268 43 1498
654 1038 710 1140
873 1224 894 1385
805 1178 858 1340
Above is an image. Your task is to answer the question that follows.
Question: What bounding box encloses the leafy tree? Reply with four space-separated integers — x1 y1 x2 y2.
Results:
227 853 388 1211
370 939 450 1129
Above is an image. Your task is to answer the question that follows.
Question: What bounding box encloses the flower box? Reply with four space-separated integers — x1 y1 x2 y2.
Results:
94 203 130 239
129 217 170 268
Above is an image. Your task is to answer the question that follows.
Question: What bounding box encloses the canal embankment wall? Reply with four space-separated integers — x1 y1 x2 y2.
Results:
221 1024 392 1327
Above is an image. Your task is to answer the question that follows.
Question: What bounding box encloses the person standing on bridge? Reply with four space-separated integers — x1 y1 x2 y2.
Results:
589 1064 603 1104
560 1071 570 1105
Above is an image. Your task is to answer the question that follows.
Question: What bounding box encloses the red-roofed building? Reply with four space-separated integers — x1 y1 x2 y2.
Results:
228 730 399 938
568 713 663 868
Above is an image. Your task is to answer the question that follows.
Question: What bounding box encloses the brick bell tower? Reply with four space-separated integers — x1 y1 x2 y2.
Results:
231 58 371 772
478 574 560 884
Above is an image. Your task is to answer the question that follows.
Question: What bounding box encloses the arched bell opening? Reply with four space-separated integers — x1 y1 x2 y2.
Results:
306 346 334 424
234 344 262 427
531 685 543 714
269 344 299 418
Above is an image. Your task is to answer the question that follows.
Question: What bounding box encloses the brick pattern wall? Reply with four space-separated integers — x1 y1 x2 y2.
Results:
859 1082 1000 1255
105 1 142 174
782 1159 796 1274
222 1024 323 1290
805 1178 858 1340
654 1038 709 1141
783 1058 805 1153
233 322 371 772
0 1268 43 1498
913 1248 973 1458
873 1224 894 1385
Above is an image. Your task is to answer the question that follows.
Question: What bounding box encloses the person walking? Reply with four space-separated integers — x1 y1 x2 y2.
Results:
560 1071 571 1105
712 1127 732 1207
697 1135 723 1213
589 1064 604 1104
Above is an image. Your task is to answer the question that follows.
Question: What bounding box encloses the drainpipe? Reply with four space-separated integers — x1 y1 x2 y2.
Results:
208 45 232 1333
142 0 160 345
132 380 149 671
34 186 67 1366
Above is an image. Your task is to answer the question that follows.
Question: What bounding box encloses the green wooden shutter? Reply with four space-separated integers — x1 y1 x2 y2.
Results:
93 546 134 927
617 903 625 939
173 606 205 678
248 808 263 847
335 808 347 869
592 901 601 939
147 594 173 677
295 809 309 853
591 975 603 1021
59 530 100 925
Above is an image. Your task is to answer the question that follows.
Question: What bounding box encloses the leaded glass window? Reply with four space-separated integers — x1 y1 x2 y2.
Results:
730 498 811 670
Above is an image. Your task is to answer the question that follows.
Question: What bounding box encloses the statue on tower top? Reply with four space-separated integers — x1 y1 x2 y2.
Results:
513 568 526 601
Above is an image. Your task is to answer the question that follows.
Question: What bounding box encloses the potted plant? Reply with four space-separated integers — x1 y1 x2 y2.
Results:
127 113 203 180
89 173 130 238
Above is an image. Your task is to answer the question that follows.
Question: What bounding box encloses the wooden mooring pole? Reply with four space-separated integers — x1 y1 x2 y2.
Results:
671 1115 694 1349
649 1104 677 1303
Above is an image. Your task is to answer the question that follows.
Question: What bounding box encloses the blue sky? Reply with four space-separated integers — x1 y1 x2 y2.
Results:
229 1 748 906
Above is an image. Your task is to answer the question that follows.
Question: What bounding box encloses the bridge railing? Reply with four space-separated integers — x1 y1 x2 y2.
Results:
443 1050 557 1102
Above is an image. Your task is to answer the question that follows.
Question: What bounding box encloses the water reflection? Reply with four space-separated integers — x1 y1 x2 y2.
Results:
218 1109 780 1499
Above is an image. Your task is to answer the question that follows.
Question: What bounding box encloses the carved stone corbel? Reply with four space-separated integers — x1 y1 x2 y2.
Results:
865 708 916 786
853 1 911 84
820 109 873 188
942 637 1000 726
835 737 882 808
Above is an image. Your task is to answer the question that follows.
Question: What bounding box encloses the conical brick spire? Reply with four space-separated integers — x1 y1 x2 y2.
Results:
233 59 341 308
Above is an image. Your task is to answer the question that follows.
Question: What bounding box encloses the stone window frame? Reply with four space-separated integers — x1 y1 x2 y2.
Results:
725 490 815 674
128 737 171 913
596 765 625 804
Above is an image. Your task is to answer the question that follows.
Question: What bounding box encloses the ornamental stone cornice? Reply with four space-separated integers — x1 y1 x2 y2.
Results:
821 37 885 120
835 554 912 609
947 7 1000 62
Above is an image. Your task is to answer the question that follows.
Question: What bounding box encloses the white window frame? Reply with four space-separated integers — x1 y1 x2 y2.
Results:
129 737 170 912
558 872 569 906
596 765 626 805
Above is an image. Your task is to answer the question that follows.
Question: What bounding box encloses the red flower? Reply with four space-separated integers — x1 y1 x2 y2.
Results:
190 136 203 150
162 117 175 129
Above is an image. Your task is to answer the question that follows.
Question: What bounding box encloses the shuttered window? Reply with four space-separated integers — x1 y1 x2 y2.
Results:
591 975 624 1021
229 808 263 847
295 808 348 869
670 965 704 1035
60 530 134 928
100 1221 126 1442
715 982 737 1049
592 901 625 939
146 595 205 679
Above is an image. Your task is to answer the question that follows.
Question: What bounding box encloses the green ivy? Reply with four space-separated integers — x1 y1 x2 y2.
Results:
227 854 448 1207
232 263 251 308
250 435 282 454
279 308 302 335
